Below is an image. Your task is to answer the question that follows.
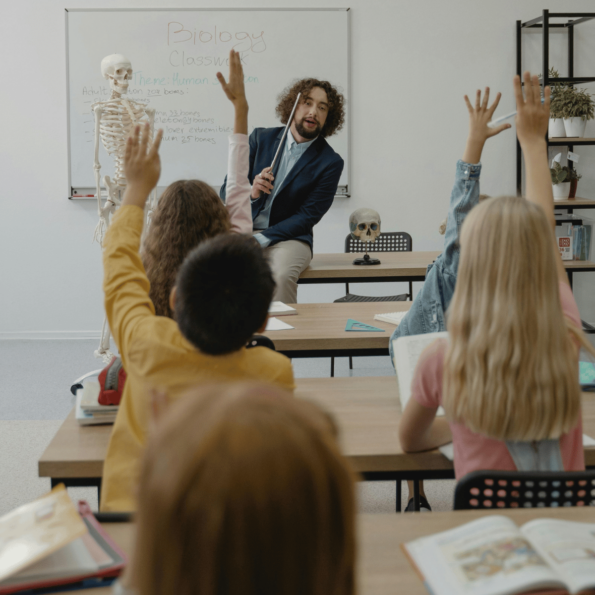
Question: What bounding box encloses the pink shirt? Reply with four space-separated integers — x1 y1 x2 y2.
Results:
412 282 585 480
225 134 253 235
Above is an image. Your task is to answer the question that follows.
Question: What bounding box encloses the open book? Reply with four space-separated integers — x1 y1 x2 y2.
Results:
392 331 447 416
0 486 125 594
404 514 595 595
268 301 297 316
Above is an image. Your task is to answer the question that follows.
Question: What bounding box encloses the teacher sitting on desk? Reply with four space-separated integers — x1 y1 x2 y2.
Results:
220 78 345 303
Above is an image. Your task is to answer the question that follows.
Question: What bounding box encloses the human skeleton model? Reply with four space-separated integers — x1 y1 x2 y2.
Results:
92 54 156 361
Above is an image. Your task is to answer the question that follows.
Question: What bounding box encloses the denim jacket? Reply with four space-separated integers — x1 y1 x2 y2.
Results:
389 160 482 362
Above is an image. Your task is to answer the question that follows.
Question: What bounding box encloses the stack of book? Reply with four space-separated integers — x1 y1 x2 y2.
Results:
75 381 118 426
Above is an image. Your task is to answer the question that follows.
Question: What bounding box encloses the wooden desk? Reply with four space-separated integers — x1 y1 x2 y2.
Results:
39 377 595 511
263 301 410 358
54 507 595 595
298 251 440 284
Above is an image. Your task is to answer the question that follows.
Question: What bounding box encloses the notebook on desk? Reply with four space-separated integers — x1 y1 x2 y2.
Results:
0 486 126 594
374 311 408 326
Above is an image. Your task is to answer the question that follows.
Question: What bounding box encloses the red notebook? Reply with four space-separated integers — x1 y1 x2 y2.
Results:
0 487 126 594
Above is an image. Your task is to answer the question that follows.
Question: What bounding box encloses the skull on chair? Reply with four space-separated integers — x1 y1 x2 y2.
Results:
349 208 381 244
101 54 133 95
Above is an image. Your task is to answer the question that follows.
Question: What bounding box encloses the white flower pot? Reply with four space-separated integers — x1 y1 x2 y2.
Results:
549 118 566 138
563 117 587 138
553 182 571 200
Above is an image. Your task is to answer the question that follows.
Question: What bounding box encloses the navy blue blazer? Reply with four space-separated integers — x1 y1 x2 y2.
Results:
220 127 344 251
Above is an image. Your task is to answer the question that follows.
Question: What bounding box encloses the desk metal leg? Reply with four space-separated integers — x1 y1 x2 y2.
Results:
413 479 421 512
396 480 402 513
51 477 102 505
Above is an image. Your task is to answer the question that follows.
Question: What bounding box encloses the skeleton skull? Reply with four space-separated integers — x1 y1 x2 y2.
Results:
101 54 132 95
349 208 381 243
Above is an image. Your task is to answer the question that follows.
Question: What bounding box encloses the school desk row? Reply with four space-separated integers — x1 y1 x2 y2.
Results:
300 251 595 286
38 376 595 512
55 504 595 595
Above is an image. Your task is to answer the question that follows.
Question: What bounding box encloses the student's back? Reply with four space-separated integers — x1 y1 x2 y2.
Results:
116 382 356 595
101 202 293 511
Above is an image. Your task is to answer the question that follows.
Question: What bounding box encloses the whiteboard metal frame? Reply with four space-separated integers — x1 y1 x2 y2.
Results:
65 7 350 198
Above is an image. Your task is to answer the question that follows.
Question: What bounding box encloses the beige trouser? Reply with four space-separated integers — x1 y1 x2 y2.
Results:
264 239 312 304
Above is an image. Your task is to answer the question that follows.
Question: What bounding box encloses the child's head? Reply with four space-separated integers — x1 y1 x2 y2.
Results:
133 382 356 595
443 195 581 441
142 180 231 318
174 234 275 355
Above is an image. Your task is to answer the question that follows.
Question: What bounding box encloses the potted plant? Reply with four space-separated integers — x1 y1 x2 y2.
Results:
557 85 595 138
546 69 567 137
550 162 571 200
568 167 582 199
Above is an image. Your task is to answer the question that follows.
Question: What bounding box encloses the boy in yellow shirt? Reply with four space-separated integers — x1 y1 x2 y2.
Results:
100 93 294 511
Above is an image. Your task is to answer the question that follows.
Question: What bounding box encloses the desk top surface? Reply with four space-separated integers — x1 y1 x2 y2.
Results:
56 507 595 595
263 301 410 352
38 377 595 479
301 251 440 279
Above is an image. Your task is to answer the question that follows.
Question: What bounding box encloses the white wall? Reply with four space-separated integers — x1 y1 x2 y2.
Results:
1 0 595 336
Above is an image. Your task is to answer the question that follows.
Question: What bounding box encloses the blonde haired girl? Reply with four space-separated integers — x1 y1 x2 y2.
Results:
399 72 595 478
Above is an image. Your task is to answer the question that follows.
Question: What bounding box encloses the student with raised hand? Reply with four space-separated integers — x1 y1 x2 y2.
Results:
142 50 251 317
390 87 510 511
100 122 294 512
113 382 356 595
398 71 595 481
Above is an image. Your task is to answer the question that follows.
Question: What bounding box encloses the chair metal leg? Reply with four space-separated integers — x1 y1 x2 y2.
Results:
331 357 334 377
413 480 421 511
349 356 353 370
409 281 413 300
396 480 402 513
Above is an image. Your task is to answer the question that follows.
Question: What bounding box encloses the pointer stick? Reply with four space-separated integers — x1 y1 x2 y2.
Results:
259 92 301 199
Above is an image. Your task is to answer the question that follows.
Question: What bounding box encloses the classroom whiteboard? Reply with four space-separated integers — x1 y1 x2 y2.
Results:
65 8 350 195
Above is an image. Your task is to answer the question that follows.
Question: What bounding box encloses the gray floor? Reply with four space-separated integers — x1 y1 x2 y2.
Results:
0 340 454 516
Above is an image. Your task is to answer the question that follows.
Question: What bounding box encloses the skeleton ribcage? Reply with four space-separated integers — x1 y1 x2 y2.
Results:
95 99 149 186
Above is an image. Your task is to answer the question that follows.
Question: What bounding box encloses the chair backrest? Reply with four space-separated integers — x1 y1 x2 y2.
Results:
246 335 276 351
454 470 595 510
344 232 412 254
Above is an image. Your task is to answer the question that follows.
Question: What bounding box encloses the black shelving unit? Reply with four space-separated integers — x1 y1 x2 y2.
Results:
516 10 595 199
517 11 595 334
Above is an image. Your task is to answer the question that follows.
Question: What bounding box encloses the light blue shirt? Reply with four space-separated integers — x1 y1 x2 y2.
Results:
253 130 317 247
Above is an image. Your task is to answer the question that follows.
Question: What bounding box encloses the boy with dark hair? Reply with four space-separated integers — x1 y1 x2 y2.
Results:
101 117 294 512
174 234 275 355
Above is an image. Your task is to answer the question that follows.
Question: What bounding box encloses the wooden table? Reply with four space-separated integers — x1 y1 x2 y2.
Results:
53 507 595 595
39 377 595 511
298 251 440 285
263 301 410 358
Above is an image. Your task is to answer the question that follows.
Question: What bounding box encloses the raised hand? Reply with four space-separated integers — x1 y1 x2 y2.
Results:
462 87 510 163
251 166 274 199
122 122 163 207
216 50 248 135
216 50 247 108
514 71 551 148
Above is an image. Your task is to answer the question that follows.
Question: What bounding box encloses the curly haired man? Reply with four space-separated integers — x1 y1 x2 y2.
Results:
220 78 345 303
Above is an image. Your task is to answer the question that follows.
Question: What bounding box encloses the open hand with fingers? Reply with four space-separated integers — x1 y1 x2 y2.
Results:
216 50 247 109
462 87 510 163
123 122 164 207
514 71 551 148
252 166 274 199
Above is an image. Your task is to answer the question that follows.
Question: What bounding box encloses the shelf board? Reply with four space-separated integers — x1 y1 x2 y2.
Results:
554 198 595 209
547 77 595 84
564 260 595 270
548 137 595 146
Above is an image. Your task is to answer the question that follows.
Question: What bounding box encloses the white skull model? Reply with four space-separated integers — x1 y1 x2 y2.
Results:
91 54 156 362
349 208 381 243
101 54 132 95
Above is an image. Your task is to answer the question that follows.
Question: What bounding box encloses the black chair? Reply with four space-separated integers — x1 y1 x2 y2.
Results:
331 232 413 376
246 335 276 351
454 470 595 510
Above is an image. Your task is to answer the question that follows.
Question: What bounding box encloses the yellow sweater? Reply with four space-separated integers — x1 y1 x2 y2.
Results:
100 206 295 512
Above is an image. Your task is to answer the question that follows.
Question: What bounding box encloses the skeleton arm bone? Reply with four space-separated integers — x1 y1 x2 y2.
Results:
145 109 158 230
92 105 111 245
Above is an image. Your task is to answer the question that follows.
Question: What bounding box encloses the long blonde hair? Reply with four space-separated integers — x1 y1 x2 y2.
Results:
443 196 595 441
133 382 357 595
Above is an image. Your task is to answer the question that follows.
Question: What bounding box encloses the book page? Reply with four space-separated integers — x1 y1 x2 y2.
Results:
392 332 447 415
522 519 595 594
406 515 561 595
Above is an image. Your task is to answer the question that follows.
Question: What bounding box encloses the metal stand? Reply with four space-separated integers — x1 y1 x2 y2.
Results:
352 252 381 266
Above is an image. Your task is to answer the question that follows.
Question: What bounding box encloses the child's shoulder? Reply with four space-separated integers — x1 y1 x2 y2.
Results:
243 347 294 389
417 337 448 372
